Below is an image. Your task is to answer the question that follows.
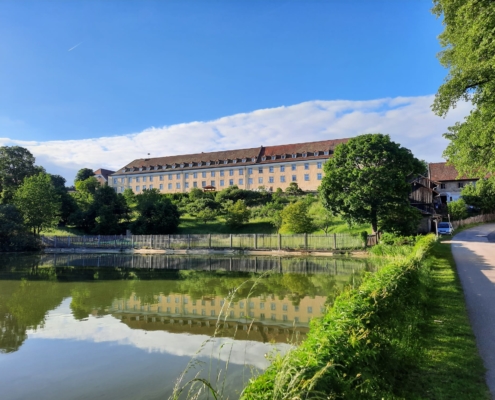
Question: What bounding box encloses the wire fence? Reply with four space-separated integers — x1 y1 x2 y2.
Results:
42 232 376 251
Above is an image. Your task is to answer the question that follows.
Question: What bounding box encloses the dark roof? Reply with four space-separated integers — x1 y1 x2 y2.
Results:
428 162 478 182
94 168 115 178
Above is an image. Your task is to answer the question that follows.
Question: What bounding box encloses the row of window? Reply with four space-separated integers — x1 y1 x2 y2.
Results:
114 163 324 184
123 173 324 192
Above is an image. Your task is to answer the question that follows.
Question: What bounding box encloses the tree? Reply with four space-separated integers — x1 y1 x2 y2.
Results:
48 174 78 225
130 189 180 234
0 204 38 251
75 168 95 183
187 198 219 217
432 0 495 177
319 134 424 233
225 200 251 229
285 182 304 196
90 185 129 234
461 177 495 214
13 173 61 235
279 201 315 234
448 198 468 221
308 201 334 234
0 146 44 204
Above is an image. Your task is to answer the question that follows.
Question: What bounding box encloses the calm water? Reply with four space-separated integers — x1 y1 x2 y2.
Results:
0 253 375 400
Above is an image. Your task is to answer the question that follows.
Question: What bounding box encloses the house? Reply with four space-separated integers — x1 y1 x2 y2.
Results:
108 138 349 194
409 175 441 233
428 162 478 204
94 168 115 186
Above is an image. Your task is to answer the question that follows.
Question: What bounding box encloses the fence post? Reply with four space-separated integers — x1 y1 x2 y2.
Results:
115 237 117 248
168 234 171 249
131 235 134 248
54 236 58 248
304 233 308 250
82 235 85 248
254 234 258 250
230 234 233 248
68 236 71 248
208 234 212 248
333 233 337 250
188 234 191 249
278 234 282 250
149 236 152 249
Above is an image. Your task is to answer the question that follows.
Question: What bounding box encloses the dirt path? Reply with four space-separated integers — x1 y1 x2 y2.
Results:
450 223 495 398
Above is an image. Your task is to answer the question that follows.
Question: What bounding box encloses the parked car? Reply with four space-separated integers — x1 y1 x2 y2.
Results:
437 222 454 235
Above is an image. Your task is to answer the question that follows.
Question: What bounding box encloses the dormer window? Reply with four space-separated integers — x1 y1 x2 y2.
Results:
314 151 318 156
292 154 297 158
271 155 276 160
242 158 246 163
324 150 329 155
252 157 256 162
206 162 210 166
261 156 266 161
172 165 176 169
223 160 228 164
189 163 194 167
281 155 286 159
139 167 143 171
233 159 237 164
180 163 184 168
302 153 307 158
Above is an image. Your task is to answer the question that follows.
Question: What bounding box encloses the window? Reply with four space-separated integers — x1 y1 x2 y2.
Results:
304 163 309 170
258 167 263 173
185 173 189 179
307 306 313 313
220 180 225 186
230 310 235 317
269 166 274 173
281 155 286 159
292 175 297 182
149 184 153 189
175 297 179 303
248 178 253 184
317 162 322 169
242 158 246 162
280 165 285 172
283 315 288 321
220 170 224 176
252 157 256 162
159 175 163 181
136 186 140 191
233 159 237 164
202 172 207 178
168 175 172 180
294 317 299 323
294 305 299 312
304 174 310 181
206 162 210 166
458 182 465 188
229 179 234 185
324 150 329 155
176 183 180 189
201 310 206 316
271 155 276 160
202 181 206 187
248 168 253 174
260 313 265 320
249 302 255 309
210 310 215 317
176 173 180 179
258 177 263 184
292 154 297 158
239 169 244 175
440 183 446 189
211 171 215 177
185 182 189 189
239 302 244 309
193 172 198 178
223 160 228 164
149 176 153 181
270 303 276 310
271 314 276 321
136 177 140 182
211 299 215 306
192 309 197 315
291 164 296 171
314 151 319 156
260 302 265 309
121 177 125 183
283 304 288 311
229 169 234 176
239 178 244 185
141 176 145 182
211 180 215 187
189 163 194 167
128 177 132 183
302 152 307 157
261 156 266 161
240 311 245 317
159 184 163 190
280 176 286 183
317 173 322 180
269 176 274 183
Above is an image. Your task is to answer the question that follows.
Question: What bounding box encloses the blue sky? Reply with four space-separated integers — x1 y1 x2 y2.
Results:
0 1 464 181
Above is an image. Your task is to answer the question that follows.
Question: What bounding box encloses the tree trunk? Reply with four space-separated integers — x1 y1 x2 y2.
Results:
371 209 378 234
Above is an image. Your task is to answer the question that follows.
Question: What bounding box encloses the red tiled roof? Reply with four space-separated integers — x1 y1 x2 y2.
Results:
94 168 115 178
262 138 349 157
428 162 478 182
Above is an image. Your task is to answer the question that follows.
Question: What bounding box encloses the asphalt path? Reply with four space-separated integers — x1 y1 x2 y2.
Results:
450 223 495 398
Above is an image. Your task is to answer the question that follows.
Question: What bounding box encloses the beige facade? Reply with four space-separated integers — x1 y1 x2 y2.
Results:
108 138 348 194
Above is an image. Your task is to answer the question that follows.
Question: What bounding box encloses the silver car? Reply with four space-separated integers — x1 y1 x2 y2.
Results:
438 222 454 235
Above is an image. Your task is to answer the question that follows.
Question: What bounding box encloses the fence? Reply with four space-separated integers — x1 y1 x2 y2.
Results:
42 232 372 251
451 213 495 229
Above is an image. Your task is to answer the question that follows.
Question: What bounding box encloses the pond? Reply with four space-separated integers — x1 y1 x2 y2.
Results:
0 253 376 400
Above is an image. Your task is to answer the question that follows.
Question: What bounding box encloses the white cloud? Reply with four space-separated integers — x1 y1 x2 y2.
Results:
0 96 471 183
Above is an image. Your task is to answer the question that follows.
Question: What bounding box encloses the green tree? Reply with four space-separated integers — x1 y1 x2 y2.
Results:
308 201 334 234
90 185 129 234
319 134 424 233
0 146 44 204
75 168 95 183
432 0 495 176
187 198 219 217
0 204 38 251
448 198 468 221
280 201 315 234
48 174 78 225
285 182 304 196
13 173 61 235
225 200 251 229
130 189 180 234
462 177 495 214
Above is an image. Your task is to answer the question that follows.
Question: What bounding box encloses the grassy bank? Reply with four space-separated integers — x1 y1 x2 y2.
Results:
241 235 490 399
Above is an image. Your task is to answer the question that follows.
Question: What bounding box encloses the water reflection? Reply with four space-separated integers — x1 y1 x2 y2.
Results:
0 253 375 399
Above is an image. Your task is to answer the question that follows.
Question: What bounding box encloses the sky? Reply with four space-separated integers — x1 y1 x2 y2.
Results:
0 0 465 182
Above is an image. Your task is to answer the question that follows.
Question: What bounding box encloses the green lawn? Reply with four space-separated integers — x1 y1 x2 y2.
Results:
398 240 490 399
40 226 85 237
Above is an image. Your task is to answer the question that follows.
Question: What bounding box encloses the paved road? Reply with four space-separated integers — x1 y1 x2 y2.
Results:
451 223 495 397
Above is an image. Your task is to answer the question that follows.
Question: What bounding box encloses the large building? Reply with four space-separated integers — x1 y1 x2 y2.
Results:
428 162 479 204
109 138 349 194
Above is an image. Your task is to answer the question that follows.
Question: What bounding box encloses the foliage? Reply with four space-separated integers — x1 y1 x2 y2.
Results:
186 198 219 225
130 189 180 234
224 200 250 229
285 182 304 196
0 146 44 204
13 173 61 235
279 201 315 234
378 202 423 236
448 198 468 221
0 205 39 251
319 134 424 233
241 235 436 399
75 168 95 183
215 185 271 207
308 200 334 234
432 0 495 177
48 174 78 225
461 177 495 213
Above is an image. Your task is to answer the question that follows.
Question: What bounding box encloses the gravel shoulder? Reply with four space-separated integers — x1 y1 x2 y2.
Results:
450 223 495 398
